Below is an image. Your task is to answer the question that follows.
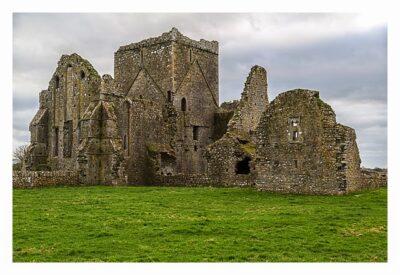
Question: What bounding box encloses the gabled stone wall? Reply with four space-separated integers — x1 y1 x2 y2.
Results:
255 89 362 194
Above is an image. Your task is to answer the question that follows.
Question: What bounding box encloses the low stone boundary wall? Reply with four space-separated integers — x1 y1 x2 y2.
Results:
13 171 79 188
361 168 387 189
153 174 212 187
153 174 255 187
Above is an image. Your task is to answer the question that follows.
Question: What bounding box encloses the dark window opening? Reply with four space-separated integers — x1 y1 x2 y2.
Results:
167 90 172 102
123 135 127 150
53 127 59 156
55 76 60 89
294 160 298 168
189 49 192 62
63 121 73 158
193 126 199 141
292 131 299 141
194 145 198 151
80 70 85 80
181 98 187 111
140 48 144 64
67 64 72 68
273 160 279 168
235 156 251 175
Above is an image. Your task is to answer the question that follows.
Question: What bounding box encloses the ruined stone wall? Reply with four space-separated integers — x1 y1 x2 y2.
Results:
77 98 126 185
335 124 363 192
255 89 359 194
205 132 256 186
119 99 169 184
227 65 269 136
25 54 101 172
13 171 79 188
361 168 387 189
205 66 268 186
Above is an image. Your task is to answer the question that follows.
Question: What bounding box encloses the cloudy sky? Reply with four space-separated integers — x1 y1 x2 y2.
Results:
13 13 387 168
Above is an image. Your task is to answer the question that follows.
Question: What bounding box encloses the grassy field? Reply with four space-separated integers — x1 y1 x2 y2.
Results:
13 186 387 262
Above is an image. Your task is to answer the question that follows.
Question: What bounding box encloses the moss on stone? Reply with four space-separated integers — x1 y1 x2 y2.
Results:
240 142 256 156
146 143 172 155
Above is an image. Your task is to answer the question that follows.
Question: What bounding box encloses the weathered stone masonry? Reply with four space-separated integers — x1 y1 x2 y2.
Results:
18 28 386 194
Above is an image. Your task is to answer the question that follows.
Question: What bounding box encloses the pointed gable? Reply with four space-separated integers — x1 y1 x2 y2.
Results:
176 60 218 126
126 69 165 103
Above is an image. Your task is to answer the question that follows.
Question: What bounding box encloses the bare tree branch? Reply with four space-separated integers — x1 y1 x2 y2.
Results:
13 145 28 164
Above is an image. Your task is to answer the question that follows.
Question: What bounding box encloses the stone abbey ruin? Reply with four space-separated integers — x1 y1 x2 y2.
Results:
21 28 387 194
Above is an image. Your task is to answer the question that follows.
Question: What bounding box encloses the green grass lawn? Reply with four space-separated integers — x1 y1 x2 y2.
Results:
13 186 387 262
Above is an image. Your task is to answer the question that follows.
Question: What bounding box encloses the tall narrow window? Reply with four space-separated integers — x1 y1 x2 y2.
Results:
294 160 298 168
63 121 73 158
181 98 187 112
193 126 199 141
189 49 192 62
80 70 85 80
140 48 144 64
167 91 172 102
123 135 127 150
292 131 299 141
55 76 60 89
53 127 59 157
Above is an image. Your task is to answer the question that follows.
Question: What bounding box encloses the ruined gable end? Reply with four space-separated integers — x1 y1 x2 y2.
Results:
255 89 362 194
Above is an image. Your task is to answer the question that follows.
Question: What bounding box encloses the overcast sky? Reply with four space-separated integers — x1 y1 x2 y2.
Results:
13 13 387 168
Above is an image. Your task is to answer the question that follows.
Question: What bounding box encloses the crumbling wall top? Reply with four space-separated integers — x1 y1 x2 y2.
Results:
52 53 101 82
117 27 218 54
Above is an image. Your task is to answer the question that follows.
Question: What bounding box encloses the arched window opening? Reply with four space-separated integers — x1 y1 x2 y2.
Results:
235 156 251 175
55 76 60 89
181 98 187 112
167 90 172 102
80 70 86 80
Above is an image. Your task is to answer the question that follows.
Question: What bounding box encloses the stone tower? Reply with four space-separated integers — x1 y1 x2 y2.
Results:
113 28 219 183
